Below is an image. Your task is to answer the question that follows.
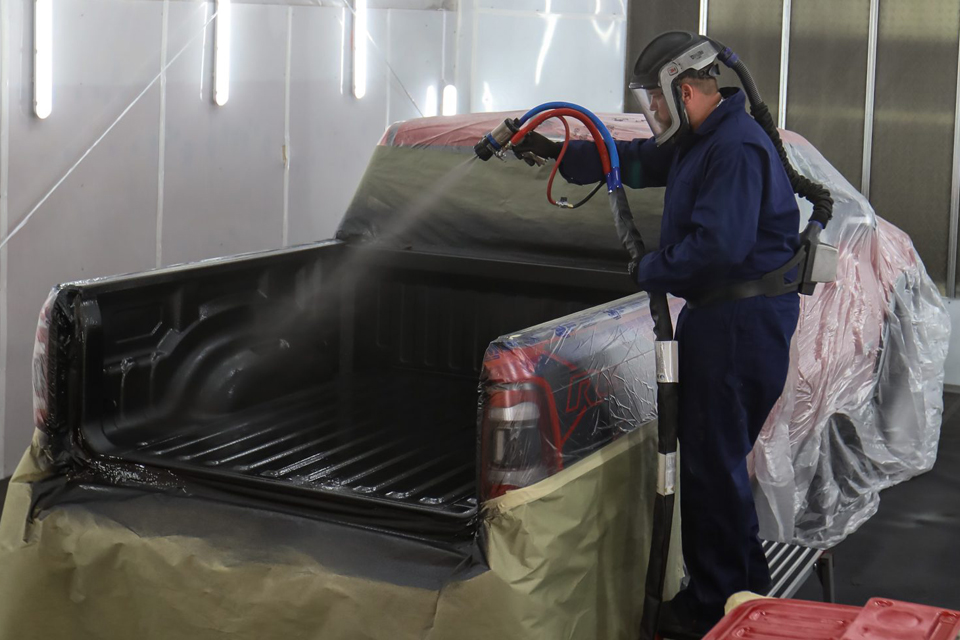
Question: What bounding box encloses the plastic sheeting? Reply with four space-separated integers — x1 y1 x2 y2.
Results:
340 113 949 546
752 133 950 548
0 425 682 640
478 291 683 500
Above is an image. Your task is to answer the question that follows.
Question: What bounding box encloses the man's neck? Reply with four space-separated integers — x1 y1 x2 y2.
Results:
690 94 723 131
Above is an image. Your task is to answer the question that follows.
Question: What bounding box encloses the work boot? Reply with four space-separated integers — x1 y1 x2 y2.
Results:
656 589 720 640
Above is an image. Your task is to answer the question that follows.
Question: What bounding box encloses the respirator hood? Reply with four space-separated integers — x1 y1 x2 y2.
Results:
629 31 722 146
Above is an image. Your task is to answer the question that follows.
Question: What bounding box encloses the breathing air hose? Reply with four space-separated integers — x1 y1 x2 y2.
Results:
715 45 834 229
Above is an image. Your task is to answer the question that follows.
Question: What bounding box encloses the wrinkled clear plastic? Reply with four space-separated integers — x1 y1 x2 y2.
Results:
357 113 951 545
751 132 950 547
31 289 56 437
478 294 683 501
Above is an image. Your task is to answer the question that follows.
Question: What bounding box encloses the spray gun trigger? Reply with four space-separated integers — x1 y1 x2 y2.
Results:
557 197 572 209
520 151 546 167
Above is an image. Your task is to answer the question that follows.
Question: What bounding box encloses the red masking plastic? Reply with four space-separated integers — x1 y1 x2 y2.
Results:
704 598 960 640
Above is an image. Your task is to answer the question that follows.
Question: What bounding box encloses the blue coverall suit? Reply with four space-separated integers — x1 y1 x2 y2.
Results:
559 88 800 618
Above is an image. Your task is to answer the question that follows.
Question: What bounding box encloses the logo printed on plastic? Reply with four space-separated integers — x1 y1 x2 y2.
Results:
554 323 577 338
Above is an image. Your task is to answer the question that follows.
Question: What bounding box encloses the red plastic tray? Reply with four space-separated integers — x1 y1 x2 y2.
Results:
704 598 960 640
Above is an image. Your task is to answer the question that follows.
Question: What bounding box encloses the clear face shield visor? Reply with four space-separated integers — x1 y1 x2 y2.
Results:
631 86 674 138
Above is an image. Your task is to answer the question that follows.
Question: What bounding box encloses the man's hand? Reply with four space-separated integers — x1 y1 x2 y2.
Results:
512 132 562 166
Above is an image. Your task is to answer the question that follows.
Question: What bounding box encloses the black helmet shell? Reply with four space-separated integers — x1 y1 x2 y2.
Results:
630 31 710 89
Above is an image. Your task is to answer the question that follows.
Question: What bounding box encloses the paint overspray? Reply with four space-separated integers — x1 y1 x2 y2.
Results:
218 154 483 429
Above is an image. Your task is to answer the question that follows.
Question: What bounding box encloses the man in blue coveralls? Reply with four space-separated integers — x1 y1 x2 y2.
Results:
514 32 801 636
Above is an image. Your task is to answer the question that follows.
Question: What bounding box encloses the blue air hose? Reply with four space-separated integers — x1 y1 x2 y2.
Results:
519 101 622 191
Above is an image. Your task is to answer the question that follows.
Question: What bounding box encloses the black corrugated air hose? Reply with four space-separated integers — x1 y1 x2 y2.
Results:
610 182 677 640
723 54 834 228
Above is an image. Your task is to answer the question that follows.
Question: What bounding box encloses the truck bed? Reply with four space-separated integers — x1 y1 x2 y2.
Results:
42 242 636 534
111 370 479 517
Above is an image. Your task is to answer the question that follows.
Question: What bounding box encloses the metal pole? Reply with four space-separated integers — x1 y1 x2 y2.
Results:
947 28 960 296
156 0 169 268
861 0 879 200
699 0 709 36
0 0 9 476
777 0 791 129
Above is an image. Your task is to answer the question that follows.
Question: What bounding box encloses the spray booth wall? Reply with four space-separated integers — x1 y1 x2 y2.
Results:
0 0 626 476
628 0 960 298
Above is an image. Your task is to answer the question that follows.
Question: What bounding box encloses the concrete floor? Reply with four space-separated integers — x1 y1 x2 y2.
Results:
794 392 960 608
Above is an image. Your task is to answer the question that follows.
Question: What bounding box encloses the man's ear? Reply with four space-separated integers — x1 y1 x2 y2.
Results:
680 83 694 104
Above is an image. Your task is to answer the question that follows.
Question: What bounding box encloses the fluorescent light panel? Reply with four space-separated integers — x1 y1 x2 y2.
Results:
34 0 52 119
424 85 437 117
353 0 367 99
339 7 346 94
214 0 231 106
442 84 457 116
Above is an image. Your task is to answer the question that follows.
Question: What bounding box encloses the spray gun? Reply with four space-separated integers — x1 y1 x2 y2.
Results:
474 118 521 161
474 118 548 168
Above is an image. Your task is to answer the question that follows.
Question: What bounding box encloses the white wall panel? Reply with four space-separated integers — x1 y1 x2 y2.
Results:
470 9 625 113
161 2 287 266
384 10 445 124
287 5 389 243
3 0 163 474
7 0 163 229
474 0 625 16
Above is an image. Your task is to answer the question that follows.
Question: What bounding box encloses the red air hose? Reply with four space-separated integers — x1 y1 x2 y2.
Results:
544 116 571 208
509 108 612 208
511 107 612 175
